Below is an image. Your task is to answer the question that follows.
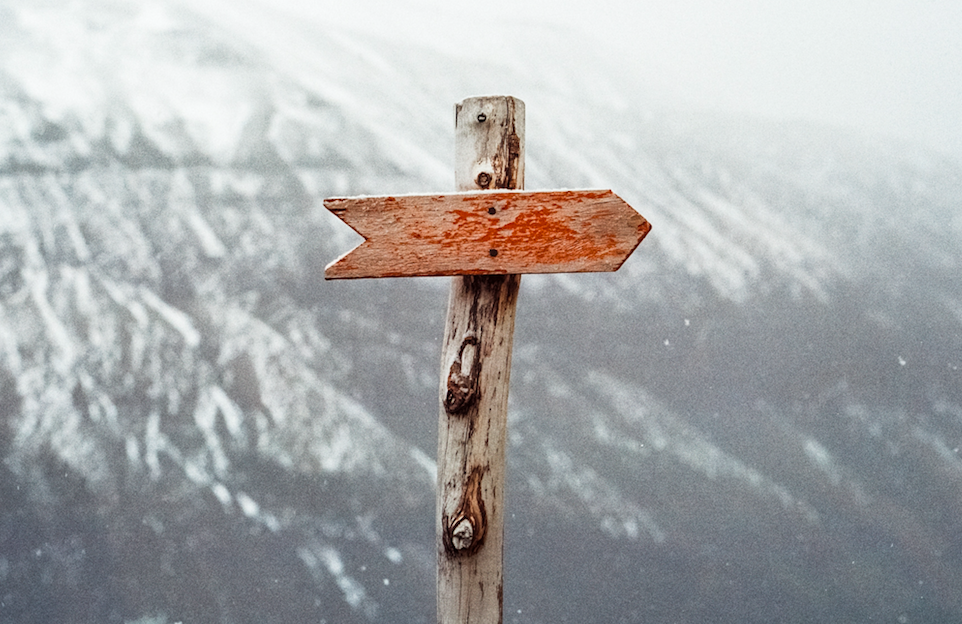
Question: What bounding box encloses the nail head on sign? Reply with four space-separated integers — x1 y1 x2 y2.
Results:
489 249 498 257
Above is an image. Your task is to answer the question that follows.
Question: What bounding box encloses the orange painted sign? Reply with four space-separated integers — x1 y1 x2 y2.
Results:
324 189 651 279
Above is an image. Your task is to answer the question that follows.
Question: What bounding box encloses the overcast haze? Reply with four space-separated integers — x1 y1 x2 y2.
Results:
282 0 962 159
5 1 962 621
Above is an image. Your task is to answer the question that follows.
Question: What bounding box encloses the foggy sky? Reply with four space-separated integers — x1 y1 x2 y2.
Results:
297 0 962 160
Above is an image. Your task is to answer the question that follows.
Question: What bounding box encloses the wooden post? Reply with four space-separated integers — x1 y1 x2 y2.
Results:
436 96 524 624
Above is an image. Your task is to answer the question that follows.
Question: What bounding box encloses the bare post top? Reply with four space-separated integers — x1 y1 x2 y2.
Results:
455 96 525 192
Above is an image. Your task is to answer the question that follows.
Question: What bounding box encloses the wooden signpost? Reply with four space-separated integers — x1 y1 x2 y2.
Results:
324 96 650 624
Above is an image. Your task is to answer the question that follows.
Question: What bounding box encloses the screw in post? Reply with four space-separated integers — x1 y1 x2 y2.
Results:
476 172 492 188
477 112 487 122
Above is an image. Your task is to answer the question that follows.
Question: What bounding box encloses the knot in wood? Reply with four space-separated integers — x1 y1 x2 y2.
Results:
444 332 480 414
450 518 474 550
443 467 487 556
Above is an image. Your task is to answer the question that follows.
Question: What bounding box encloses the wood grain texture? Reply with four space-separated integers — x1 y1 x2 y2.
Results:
437 274 518 623
436 95 524 624
323 189 651 279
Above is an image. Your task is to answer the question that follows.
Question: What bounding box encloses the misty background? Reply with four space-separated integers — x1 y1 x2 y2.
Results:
1 1 961 623
233 0 962 159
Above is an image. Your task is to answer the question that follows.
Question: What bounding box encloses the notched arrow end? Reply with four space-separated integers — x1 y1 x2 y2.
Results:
323 197 355 226
323 196 370 280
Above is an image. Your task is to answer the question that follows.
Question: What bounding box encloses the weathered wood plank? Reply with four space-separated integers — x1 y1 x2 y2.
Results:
323 189 650 279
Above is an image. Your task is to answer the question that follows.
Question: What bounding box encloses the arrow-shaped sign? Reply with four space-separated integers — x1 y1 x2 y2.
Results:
324 189 650 279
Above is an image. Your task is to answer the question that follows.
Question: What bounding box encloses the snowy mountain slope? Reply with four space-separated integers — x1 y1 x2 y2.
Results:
1 1 962 623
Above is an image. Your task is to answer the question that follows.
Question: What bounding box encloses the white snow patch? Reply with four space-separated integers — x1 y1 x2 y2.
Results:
144 411 163 479
183 458 212 486
384 547 403 564
28 268 76 368
139 287 201 348
211 482 233 507
588 371 819 523
540 444 666 544
803 438 840 486
409 447 437 479
297 542 377 616
913 427 962 473
236 492 260 518
125 435 141 464
802 437 871 507
312 423 353 472
98 278 150 327
193 388 230 476
210 385 245 441
187 212 228 259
